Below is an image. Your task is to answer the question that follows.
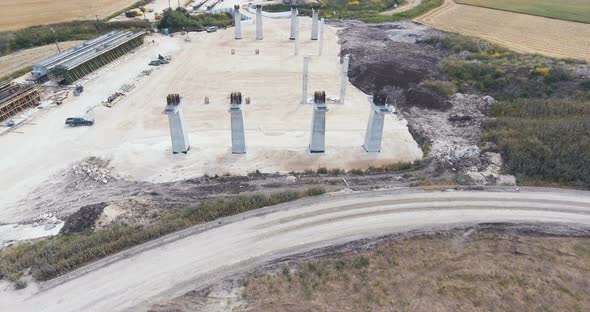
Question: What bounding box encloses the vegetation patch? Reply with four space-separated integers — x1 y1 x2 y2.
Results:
240 231 590 311
418 34 583 100
157 8 233 32
262 0 443 22
483 98 590 188
0 188 325 285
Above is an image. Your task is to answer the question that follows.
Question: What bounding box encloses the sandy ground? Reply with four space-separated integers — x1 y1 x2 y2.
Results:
415 0 590 62
1 187 589 311
380 0 422 15
0 0 137 31
0 41 84 78
0 17 421 223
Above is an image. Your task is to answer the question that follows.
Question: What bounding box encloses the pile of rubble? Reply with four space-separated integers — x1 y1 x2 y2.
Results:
32 212 62 230
69 157 113 186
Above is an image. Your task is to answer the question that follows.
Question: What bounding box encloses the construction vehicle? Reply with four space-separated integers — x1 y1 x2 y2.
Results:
125 8 143 18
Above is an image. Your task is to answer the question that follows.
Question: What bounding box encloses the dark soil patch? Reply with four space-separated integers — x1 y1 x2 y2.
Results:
60 202 108 234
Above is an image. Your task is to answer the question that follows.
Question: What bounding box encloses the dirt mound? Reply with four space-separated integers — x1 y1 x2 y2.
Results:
60 202 108 234
336 21 448 109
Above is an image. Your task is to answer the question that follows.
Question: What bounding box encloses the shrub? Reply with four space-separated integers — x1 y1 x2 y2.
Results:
545 66 574 84
419 80 457 97
14 280 27 290
317 167 328 174
350 168 365 175
533 67 551 77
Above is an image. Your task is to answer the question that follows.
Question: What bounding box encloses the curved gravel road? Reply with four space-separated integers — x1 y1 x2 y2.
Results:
3 187 590 311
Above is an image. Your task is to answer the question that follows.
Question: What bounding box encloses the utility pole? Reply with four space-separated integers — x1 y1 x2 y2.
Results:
168 0 172 10
50 27 61 53
178 0 181 8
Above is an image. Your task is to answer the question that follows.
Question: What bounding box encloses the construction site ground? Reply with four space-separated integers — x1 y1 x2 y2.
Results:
0 17 421 225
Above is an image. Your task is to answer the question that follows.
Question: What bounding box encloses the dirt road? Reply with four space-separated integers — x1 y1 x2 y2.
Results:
2 187 590 311
380 0 422 15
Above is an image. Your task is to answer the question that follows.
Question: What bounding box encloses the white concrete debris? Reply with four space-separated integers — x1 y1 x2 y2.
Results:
71 159 113 184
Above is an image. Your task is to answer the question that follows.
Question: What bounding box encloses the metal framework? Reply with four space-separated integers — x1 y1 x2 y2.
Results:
0 83 41 122
51 34 145 84
33 30 145 84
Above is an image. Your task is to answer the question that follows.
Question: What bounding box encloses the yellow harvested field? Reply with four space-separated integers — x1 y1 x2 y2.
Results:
0 41 84 78
0 0 136 31
416 0 590 62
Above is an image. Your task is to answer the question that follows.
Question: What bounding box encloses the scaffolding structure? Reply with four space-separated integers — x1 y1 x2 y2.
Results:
0 82 41 122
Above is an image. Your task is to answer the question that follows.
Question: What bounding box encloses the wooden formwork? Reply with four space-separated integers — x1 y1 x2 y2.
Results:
0 84 42 122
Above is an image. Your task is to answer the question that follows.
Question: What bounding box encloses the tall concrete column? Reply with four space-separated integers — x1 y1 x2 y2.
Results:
310 91 328 153
311 9 319 40
318 18 325 56
302 56 310 104
229 92 246 154
339 54 350 104
256 5 263 40
163 94 190 154
363 94 391 153
234 5 242 40
289 7 298 40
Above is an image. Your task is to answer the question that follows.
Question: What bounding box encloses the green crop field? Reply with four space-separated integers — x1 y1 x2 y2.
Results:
455 0 590 24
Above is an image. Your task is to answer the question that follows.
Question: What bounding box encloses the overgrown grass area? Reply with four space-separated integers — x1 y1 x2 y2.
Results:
483 98 590 188
0 66 32 82
241 231 590 311
0 20 151 56
157 8 233 31
0 188 325 285
262 0 442 22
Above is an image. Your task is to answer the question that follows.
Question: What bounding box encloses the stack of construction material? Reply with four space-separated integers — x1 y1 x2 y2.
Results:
0 81 41 123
